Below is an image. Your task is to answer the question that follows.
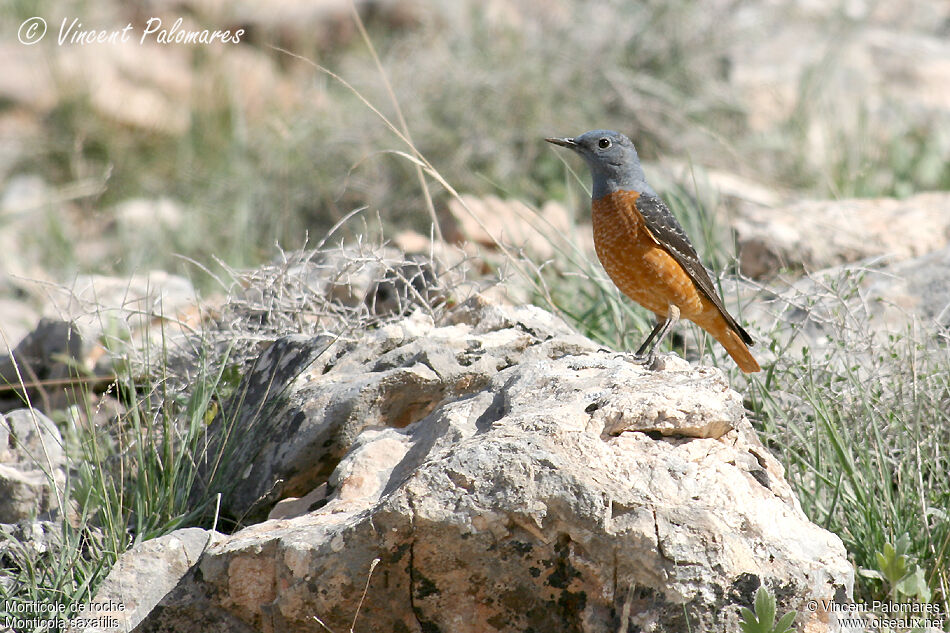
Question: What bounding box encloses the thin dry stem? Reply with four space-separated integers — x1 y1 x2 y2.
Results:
349 4 442 244
351 558 381 633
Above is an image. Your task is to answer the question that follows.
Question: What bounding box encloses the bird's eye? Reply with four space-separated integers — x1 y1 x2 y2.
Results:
598 138 611 149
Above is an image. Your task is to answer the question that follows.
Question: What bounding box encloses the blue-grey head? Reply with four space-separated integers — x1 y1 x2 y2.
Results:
545 130 655 200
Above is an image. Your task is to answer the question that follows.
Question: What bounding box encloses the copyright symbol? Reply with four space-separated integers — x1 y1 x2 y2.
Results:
805 599 818 612
18 17 47 45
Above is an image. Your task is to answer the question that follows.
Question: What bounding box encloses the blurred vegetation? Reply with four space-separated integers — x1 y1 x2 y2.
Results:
4 0 944 281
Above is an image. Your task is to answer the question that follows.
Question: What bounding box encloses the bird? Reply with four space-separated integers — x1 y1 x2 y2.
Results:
545 130 760 373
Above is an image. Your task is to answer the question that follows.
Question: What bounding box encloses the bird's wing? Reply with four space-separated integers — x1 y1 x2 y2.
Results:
633 194 754 346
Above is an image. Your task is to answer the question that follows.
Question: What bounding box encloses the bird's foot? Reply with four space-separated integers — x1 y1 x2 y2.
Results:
602 349 665 371
620 351 656 367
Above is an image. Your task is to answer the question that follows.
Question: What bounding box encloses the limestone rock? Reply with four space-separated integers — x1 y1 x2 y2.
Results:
0 409 66 522
0 408 65 480
444 194 574 259
860 245 950 332
593 354 742 439
0 466 62 523
0 319 83 413
0 297 41 357
68 528 222 633
142 299 852 632
744 244 950 364
113 198 184 233
734 192 950 278
56 41 193 134
39 271 201 373
205 299 582 522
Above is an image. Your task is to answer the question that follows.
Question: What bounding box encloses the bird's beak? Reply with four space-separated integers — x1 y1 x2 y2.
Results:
545 137 576 148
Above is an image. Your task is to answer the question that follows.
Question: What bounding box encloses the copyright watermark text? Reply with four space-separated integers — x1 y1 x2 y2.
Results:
805 599 945 629
18 16 244 46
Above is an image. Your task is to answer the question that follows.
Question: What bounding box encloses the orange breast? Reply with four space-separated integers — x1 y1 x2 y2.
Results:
591 191 707 320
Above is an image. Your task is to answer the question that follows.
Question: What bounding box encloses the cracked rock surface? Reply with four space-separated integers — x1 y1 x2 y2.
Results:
134 297 852 633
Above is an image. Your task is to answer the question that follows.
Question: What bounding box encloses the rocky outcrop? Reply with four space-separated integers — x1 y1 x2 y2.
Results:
444 194 577 259
42 272 200 353
202 299 576 523
860 244 950 332
0 409 65 523
0 319 85 413
734 193 950 278
136 298 852 633
69 528 221 633
743 243 950 365
0 272 201 415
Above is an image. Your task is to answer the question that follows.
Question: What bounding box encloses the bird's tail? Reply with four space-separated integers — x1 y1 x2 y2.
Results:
715 327 760 373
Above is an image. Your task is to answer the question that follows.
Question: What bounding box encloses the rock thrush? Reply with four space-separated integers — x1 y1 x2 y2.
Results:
546 130 760 373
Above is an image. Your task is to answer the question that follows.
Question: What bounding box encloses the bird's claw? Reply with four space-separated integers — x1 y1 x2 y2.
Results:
620 351 655 367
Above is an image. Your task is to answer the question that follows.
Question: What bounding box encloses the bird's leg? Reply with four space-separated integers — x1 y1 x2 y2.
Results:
631 305 681 365
631 320 667 364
